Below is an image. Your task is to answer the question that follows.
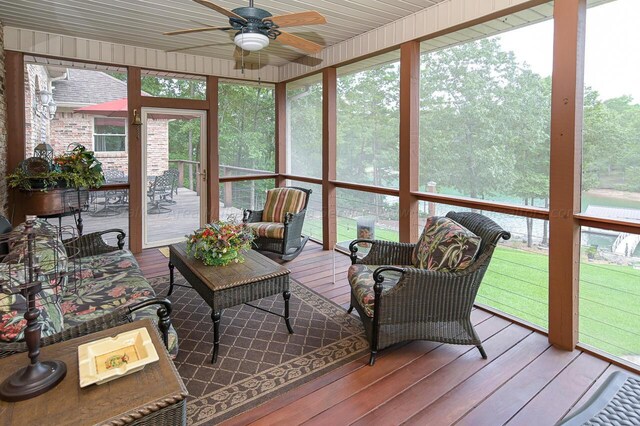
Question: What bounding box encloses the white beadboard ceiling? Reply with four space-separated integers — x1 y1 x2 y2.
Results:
0 0 446 67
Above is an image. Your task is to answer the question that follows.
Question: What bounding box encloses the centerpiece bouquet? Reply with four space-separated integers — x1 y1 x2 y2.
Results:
186 220 254 266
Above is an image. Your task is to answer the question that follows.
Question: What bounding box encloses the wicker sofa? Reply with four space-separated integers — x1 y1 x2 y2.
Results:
0 217 177 358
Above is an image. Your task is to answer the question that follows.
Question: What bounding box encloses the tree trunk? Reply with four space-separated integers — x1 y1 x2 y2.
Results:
525 197 533 248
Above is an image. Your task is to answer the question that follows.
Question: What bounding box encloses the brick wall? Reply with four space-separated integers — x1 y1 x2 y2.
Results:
50 111 168 178
0 22 7 217
24 64 51 157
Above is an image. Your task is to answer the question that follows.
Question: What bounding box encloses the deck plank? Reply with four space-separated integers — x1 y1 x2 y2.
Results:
133 241 620 426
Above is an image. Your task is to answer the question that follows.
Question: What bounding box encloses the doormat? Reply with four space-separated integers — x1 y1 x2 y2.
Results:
148 273 368 425
158 247 170 258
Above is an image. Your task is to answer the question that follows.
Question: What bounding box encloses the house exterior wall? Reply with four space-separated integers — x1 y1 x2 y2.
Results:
49 111 168 178
0 22 7 216
24 63 51 158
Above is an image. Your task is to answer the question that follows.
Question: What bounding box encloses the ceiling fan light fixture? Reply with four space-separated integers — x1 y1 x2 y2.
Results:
234 31 269 51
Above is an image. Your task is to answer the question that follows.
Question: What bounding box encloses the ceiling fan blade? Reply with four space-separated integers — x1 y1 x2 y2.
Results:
266 11 326 28
167 43 225 53
234 46 250 59
276 31 323 54
192 0 247 22
163 26 232 36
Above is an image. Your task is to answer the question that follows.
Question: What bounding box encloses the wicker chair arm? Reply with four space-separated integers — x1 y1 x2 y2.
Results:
349 239 416 266
64 229 125 258
242 209 264 223
127 297 173 348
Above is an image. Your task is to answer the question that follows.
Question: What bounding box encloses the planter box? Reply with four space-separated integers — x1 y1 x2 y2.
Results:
11 188 89 223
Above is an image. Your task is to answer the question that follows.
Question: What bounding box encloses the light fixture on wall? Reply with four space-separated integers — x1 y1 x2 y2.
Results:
131 109 142 126
35 88 57 120
234 31 269 52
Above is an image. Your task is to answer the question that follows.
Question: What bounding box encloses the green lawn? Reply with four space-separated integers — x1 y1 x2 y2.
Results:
302 218 640 359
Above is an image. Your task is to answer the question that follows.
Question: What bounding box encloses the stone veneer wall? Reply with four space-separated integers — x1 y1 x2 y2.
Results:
0 22 7 217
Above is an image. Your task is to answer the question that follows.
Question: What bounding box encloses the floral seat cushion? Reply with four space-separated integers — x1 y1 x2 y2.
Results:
348 264 403 317
0 219 67 343
246 222 285 239
62 250 178 356
261 188 307 223
411 216 481 272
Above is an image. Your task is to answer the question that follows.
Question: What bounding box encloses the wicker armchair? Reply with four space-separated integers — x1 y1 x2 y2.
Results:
348 211 511 366
243 186 312 261
0 228 173 359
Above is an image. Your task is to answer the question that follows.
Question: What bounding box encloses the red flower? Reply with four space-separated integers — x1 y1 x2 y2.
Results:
117 260 133 269
60 300 78 314
76 306 97 316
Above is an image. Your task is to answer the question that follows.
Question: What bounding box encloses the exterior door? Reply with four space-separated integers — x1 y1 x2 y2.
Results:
141 108 207 248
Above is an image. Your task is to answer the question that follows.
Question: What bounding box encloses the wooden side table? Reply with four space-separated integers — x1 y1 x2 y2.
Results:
0 319 187 426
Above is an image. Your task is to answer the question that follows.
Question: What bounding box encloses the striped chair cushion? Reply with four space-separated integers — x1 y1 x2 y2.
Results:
261 188 307 223
246 222 285 239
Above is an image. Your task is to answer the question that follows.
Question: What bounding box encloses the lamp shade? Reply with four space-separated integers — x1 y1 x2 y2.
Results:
234 32 269 52
47 101 57 118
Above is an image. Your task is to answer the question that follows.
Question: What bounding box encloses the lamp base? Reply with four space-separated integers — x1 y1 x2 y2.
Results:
0 360 66 402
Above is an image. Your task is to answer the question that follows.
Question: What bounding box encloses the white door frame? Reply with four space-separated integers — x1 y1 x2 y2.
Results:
141 107 207 249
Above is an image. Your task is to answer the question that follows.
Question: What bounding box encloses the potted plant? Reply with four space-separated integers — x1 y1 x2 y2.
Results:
7 145 105 218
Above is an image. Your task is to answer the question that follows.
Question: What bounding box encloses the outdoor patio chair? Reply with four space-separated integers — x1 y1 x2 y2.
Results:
347 211 511 365
243 186 312 261
147 174 173 214
91 169 128 217
160 169 180 205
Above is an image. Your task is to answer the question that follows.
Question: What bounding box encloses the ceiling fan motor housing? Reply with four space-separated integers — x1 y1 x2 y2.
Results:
231 7 280 39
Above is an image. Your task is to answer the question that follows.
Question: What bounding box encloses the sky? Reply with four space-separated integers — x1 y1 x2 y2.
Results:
496 0 640 102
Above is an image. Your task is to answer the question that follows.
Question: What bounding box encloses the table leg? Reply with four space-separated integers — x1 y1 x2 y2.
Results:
211 311 221 364
283 291 294 334
167 262 175 297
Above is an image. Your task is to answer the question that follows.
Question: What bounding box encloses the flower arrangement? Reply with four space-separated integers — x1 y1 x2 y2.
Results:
186 220 254 266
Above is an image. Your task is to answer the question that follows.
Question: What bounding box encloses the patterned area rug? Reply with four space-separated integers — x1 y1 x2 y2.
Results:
149 273 368 425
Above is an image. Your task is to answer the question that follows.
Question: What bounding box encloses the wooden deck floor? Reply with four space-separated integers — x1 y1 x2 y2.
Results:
135 242 636 426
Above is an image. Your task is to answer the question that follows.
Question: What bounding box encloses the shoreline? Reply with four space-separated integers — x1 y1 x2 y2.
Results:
587 188 640 203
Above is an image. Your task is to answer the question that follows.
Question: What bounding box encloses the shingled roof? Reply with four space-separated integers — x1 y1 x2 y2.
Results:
52 69 139 105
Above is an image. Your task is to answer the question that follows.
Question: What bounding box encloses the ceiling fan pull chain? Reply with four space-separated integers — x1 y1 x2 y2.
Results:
258 51 262 85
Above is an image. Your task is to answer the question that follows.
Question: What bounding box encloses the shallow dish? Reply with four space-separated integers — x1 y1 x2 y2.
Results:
78 327 159 388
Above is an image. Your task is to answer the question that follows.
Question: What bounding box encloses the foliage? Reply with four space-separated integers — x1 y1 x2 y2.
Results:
8 145 104 191
186 220 254 266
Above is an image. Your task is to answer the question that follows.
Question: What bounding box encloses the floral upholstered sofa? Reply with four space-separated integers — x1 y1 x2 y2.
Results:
0 217 178 358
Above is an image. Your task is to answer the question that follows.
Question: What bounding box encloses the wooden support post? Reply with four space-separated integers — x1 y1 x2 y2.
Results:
399 41 421 243
127 67 143 253
5 51 25 173
275 82 287 187
322 68 337 250
177 162 185 188
548 0 586 350
207 76 220 222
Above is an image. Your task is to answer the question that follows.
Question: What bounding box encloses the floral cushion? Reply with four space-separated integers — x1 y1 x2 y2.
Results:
261 188 307 223
347 264 403 317
62 250 178 357
246 222 285 239
412 216 481 272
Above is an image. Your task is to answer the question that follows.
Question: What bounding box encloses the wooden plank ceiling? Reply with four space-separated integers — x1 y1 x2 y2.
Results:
0 0 446 67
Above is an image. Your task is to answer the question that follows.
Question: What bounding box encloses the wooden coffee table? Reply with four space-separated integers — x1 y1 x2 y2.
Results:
168 243 293 363
0 319 187 426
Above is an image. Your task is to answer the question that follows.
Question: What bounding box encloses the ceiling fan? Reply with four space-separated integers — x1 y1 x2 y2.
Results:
163 0 326 55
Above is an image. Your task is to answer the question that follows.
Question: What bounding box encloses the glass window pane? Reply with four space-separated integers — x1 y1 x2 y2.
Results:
336 51 400 188
219 179 275 221
581 0 640 223
580 226 640 368
418 202 549 329
140 73 206 100
286 74 322 178
419 16 553 207
286 180 323 242
219 82 275 177
336 188 399 251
